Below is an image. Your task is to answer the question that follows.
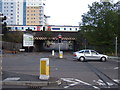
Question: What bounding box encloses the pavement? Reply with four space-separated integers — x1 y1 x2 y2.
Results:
2 70 59 89
109 56 120 60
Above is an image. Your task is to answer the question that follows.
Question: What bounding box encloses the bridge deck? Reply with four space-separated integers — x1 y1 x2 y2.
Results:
34 32 78 40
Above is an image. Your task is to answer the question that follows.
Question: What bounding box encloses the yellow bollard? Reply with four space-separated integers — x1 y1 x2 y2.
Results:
52 50 55 56
39 58 50 80
59 51 63 58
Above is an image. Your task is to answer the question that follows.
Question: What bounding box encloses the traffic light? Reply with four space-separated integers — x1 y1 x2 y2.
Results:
0 13 7 34
0 13 7 26
0 13 7 23
58 34 62 43
58 38 62 43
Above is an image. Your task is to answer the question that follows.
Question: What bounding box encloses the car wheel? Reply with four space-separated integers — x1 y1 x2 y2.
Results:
101 57 106 62
79 57 85 62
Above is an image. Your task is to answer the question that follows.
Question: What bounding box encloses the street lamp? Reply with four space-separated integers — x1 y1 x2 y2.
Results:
115 36 118 56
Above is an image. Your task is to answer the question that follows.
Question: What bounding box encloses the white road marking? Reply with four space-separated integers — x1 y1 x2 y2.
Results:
61 78 99 89
3 77 20 81
114 67 119 70
74 79 99 89
93 79 119 86
56 80 62 85
55 68 58 70
113 79 120 83
93 80 104 86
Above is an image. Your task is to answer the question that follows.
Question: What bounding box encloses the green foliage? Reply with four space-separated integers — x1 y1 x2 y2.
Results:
80 1 119 53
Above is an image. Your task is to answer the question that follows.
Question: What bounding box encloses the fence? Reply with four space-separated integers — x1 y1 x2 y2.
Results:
2 41 22 51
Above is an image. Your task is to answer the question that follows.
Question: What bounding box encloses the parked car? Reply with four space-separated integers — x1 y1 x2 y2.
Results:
73 49 108 62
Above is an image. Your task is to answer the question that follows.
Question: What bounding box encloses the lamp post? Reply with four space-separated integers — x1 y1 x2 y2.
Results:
85 38 87 49
115 36 118 56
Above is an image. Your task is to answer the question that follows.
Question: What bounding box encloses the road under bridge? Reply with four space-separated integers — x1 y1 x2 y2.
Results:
33 32 79 52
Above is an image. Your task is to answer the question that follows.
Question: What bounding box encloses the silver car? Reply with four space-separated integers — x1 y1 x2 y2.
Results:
73 49 108 62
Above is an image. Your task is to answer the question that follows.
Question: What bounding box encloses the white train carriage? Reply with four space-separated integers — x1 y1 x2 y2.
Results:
49 25 79 32
7 25 80 32
7 25 45 31
7 25 37 31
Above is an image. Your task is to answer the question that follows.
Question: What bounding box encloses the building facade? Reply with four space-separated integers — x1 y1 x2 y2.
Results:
0 0 2 12
26 0 46 25
26 6 44 25
1 0 47 26
1 0 24 25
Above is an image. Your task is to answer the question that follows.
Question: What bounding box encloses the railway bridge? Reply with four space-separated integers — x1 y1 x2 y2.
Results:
33 31 79 51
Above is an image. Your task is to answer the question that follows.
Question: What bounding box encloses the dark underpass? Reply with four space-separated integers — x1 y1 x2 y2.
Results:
33 31 78 52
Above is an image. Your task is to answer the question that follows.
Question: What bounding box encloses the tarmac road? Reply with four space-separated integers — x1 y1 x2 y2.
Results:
2 52 120 90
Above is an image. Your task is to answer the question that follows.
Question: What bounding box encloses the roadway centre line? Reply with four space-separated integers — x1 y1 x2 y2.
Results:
114 67 119 70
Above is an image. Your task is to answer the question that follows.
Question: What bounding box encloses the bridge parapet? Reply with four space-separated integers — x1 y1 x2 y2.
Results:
34 37 76 40
34 32 77 41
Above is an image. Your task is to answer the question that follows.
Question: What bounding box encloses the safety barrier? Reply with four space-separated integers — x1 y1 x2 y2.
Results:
39 58 50 80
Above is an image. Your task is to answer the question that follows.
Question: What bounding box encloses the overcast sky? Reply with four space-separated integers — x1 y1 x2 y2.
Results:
44 0 118 26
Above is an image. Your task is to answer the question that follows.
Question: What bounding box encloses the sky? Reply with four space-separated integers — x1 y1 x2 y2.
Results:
44 0 118 26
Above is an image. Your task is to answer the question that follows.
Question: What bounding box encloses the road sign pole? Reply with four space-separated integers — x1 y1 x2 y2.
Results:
59 43 60 54
58 34 62 57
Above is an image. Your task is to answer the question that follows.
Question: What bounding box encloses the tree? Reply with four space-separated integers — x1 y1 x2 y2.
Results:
80 1 119 54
